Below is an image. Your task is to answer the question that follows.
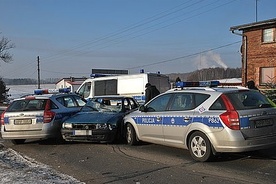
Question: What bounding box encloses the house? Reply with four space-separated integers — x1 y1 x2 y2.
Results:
230 18 276 88
55 77 87 92
217 78 242 86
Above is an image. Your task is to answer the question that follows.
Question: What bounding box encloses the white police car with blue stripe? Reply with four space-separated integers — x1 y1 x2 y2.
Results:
1 88 86 144
123 81 276 162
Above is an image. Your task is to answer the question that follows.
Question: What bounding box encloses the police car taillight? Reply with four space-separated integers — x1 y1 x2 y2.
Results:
175 81 219 88
34 88 71 95
43 99 55 123
219 94 240 130
0 112 5 125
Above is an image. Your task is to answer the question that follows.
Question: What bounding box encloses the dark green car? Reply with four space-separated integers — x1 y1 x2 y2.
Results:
61 96 139 143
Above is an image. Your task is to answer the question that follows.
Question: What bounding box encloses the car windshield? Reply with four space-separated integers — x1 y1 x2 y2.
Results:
225 90 275 110
81 98 123 113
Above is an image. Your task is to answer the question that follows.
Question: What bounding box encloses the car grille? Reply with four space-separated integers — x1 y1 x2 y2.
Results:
72 124 96 130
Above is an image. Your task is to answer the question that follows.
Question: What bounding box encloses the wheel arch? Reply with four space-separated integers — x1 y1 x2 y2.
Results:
124 120 140 141
186 126 218 155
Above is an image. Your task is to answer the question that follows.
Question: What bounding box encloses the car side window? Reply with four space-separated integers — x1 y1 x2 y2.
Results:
169 93 209 111
129 98 138 109
74 96 86 106
170 94 193 111
57 96 77 108
64 97 76 107
209 97 226 110
194 93 210 107
146 94 172 112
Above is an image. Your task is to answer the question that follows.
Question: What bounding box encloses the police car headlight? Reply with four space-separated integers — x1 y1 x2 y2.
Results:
63 123 73 129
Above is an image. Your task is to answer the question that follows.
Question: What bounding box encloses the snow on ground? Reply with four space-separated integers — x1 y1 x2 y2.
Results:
0 143 84 184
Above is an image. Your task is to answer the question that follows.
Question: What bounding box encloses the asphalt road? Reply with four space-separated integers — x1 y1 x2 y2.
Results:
2 139 276 184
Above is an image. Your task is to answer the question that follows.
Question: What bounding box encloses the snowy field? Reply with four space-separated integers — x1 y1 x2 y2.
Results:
6 84 55 100
0 143 83 184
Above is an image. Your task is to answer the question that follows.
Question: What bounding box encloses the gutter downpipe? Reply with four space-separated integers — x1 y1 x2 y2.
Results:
231 30 247 86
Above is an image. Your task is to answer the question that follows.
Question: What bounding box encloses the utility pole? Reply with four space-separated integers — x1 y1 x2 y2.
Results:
255 0 258 22
37 56 41 89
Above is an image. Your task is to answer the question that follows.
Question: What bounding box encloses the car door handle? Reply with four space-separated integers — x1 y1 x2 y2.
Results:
184 117 191 122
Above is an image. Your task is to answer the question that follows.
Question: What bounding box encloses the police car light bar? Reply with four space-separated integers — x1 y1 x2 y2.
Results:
175 81 220 88
34 88 71 95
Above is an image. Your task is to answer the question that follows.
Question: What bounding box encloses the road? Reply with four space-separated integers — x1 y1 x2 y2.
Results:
1 139 276 184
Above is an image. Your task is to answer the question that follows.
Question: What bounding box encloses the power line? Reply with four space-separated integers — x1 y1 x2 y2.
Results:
3 0 240 78
41 0 237 67
39 40 241 75
126 41 241 70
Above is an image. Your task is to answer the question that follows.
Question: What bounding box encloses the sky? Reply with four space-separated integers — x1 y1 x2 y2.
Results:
0 0 275 79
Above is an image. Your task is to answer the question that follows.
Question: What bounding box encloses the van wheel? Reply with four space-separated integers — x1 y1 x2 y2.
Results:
188 131 214 162
11 139 26 144
126 124 138 145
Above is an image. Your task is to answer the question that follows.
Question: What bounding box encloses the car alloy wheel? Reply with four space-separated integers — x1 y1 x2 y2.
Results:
126 124 138 145
188 131 214 162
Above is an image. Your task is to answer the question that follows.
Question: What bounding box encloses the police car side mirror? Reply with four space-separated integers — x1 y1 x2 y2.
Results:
139 105 147 112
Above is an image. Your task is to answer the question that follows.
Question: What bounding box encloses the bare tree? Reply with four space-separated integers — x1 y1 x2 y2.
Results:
0 35 15 63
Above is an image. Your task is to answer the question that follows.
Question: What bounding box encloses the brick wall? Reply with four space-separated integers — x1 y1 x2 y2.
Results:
243 28 276 88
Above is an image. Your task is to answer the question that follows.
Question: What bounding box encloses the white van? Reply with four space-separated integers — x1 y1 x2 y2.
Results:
76 73 170 103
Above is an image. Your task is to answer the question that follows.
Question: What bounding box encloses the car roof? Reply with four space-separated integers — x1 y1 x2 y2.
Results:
166 86 250 94
13 93 78 101
93 95 133 98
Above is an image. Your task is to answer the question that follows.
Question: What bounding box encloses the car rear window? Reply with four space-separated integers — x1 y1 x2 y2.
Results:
224 90 273 110
7 99 47 112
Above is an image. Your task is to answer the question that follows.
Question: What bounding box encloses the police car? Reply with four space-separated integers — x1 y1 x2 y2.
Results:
0 88 86 144
123 81 276 162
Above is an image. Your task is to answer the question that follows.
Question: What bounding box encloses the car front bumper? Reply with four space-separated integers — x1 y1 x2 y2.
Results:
61 128 118 143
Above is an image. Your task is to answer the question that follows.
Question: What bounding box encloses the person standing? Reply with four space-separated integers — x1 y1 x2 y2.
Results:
145 83 160 103
246 80 259 90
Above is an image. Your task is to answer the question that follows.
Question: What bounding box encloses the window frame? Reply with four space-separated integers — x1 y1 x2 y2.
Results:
262 28 275 43
259 67 275 85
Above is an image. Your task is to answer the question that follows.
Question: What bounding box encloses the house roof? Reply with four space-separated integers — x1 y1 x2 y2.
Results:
55 77 87 84
66 81 84 85
230 18 276 31
217 78 242 84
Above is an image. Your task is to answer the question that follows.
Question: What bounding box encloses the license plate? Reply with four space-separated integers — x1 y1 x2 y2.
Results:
14 119 32 125
255 119 273 128
73 130 92 136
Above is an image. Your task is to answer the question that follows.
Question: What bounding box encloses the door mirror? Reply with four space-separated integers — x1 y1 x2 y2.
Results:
139 105 148 112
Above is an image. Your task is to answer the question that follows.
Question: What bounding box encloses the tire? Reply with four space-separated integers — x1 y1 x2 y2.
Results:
188 131 214 162
11 139 25 144
126 124 138 145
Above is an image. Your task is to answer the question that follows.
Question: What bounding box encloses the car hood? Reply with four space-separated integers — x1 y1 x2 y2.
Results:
64 111 123 124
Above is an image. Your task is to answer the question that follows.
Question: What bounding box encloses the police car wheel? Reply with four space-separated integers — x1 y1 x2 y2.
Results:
126 124 138 145
188 131 213 162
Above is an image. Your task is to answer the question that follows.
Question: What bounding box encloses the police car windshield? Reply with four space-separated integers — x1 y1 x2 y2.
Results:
225 90 273 110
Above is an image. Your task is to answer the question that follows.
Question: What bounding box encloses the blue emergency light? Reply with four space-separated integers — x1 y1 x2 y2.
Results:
34 88 71 95
175 81 219 88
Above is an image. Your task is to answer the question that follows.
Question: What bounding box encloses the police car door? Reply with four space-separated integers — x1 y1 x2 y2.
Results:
136 93 172 143
162 93 196 146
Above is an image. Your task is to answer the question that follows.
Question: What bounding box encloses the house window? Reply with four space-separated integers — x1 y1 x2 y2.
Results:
260 67 275 85
263 28 274 43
